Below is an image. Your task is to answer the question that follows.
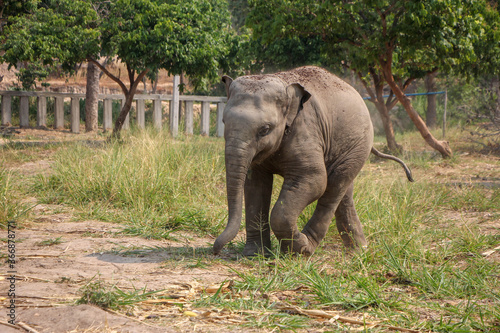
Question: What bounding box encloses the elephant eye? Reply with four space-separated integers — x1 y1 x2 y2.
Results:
258 125 271 137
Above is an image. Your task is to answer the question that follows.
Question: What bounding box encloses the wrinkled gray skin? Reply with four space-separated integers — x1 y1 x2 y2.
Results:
214 66 413 256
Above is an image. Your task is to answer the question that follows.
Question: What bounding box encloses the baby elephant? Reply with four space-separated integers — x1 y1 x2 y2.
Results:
214 66 413 256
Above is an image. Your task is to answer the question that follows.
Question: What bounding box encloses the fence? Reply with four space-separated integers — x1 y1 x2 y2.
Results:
0 89 227 137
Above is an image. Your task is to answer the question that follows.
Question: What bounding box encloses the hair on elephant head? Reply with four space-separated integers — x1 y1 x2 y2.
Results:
214 66 413 257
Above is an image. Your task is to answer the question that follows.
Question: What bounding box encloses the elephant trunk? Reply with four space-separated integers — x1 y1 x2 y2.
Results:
213 144 253 254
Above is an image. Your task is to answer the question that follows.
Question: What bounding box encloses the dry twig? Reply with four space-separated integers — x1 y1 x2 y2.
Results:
278 304 422 333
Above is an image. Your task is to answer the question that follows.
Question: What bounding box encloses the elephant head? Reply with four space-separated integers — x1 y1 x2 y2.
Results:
213 75 311 254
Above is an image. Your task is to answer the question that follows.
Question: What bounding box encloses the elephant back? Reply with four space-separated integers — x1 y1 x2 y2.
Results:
273 66 357 98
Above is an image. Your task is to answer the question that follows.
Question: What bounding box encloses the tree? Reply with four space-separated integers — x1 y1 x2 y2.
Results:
247 0 494 158
85 61 100 132
1 0 233 136
425 71 438 128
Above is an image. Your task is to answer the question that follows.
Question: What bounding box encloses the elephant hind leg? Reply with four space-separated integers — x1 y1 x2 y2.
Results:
334 183 367 249
301 182 366 252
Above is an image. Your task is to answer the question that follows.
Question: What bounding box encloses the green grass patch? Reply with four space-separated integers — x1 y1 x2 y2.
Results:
77 275 164 310
31 129 227 238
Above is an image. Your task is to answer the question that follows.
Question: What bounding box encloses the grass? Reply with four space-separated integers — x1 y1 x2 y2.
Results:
0 168 32 228
1 126 499 331
77 274 164 310
37 236 63 246
30 129 227 237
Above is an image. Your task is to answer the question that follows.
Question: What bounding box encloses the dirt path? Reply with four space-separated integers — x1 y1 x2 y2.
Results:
1 203 259 332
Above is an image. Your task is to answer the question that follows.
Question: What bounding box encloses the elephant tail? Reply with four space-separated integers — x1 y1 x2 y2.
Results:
370 148 414 182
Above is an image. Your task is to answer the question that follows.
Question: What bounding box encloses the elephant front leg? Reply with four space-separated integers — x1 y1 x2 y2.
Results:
270 170 327 255
243 168 273 256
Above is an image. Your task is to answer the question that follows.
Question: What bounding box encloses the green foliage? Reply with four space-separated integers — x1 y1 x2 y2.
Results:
15 61 51 90
248 0 495 80
246 0 500 155
2 0 100 71
100 0 232 87
1 0 234 95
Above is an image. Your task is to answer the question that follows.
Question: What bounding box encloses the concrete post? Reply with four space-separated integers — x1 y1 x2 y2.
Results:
153 98 162 129
54 96 65 129
37 96 47 127
170 75 180 137
1 95 12 125
136 99 145 129
201 101 210 136
185 101 194 135
103 98 113 131
71 97 80 133
19 96 30 128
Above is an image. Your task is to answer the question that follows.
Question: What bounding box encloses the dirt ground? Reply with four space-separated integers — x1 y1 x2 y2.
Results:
1 128 499 333
2 209 250 333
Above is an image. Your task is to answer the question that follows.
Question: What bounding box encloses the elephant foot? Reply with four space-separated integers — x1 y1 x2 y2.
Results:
279 233 317 256
339 230 367 251
242 241 272 257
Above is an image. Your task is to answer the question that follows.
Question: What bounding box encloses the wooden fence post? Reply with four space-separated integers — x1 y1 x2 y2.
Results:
103 98 113 131
185 101 194 135
216 102 225 137
37 96 47 127
54 96 65 129
1 95 12 125
71 97 80 133
19 96 30 128
201 101 210 136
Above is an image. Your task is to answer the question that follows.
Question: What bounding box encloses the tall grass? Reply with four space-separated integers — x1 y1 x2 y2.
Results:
32 129 227 237
0 168 31 228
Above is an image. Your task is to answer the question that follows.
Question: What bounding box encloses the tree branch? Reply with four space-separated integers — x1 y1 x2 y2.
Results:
88 57 128 96
126 63 135 89
129 69 150 97
356 71 376 101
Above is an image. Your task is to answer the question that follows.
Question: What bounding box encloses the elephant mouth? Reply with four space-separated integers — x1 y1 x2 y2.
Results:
252 149 272 165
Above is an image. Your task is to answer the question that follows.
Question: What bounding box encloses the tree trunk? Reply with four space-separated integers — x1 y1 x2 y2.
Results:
152 69 159 94
85 61 100 132
381 62 452 158
373 101 401 152
111 68 150 137
357 69 401 152
425 71 438 128
112 92 134 135
492 75 500 124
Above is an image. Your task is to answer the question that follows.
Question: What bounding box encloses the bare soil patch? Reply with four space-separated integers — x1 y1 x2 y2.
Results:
1 201 261 332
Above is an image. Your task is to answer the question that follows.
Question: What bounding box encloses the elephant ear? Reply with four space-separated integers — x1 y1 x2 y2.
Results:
221 75 233 99
285 83 311 128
